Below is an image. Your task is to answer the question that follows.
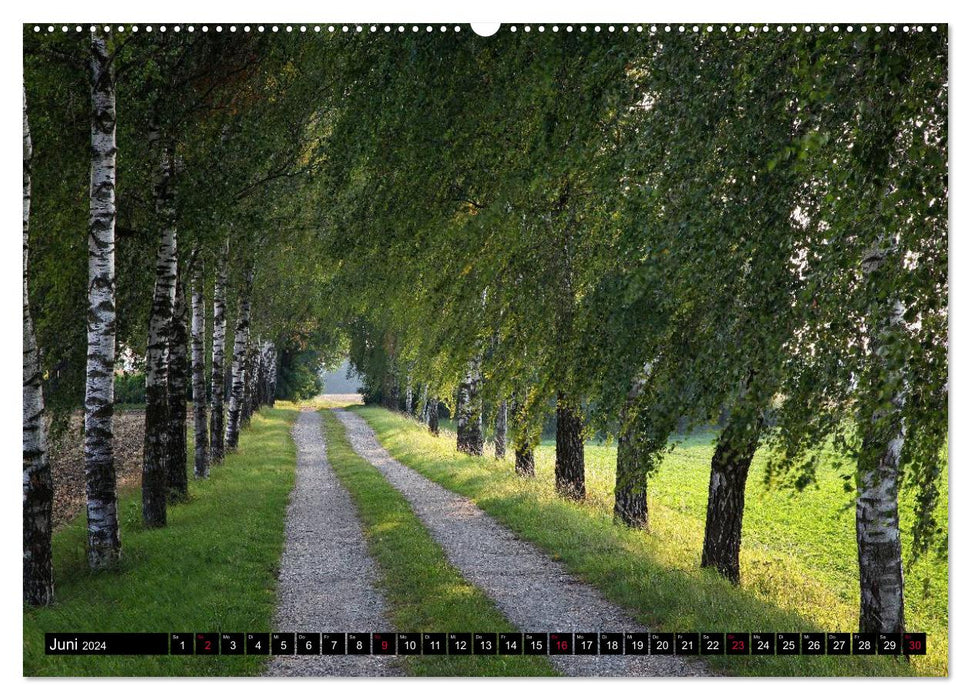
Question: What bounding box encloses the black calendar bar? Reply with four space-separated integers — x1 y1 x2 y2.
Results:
43 631 928 656
44 633 169 655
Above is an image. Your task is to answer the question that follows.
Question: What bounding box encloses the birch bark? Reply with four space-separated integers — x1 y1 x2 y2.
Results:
493 400 507 459
555 392 585 500
404 374 413 415
856 242 907 634
700 407 762 584
23 87 55 604
166 274 189 500
613 365 652 529
209 241 228 463
191 261 209 477
511 397 537 478
456 358 484 455
427 395 439 435
225 266 253 451
142 135 178 528
83 36 122 565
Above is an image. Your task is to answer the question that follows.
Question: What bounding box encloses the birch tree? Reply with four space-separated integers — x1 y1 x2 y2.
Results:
225 265 253 452
427 395 440 435
166 273 189 500
456 357 484 455
83 34 122 566
23 87 54 606
613 366 658 529
209 241 228 463
191 259 209 477
511 397 539 478
855 241 908 634
493 400 507 459
142 135 178 528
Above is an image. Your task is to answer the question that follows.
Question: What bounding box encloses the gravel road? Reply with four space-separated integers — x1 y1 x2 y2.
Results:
265 409 402 676
334 408 712 677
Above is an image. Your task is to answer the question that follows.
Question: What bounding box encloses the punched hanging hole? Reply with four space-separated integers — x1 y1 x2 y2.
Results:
471 23 501 37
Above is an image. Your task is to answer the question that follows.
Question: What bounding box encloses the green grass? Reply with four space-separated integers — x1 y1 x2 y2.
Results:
320 409 556 676
355 406 948 677
24 405 299 676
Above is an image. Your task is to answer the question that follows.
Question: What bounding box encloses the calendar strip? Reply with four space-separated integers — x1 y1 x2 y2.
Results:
44 632 926 656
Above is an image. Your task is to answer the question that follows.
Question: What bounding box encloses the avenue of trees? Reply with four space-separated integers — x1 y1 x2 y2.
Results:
24 26 946 639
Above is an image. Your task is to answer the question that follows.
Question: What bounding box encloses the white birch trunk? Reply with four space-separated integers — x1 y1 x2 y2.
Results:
456 357 484 455
142 134 178 528
417 384 428 421
265 342 277 407
260 341 276 406
493 400 508 459
241 341 257 423
856 242 907 633
23 86 54 605
225 266 253 451
191 261 209 477
166 274 189 499
404 373 413 415
209 240 228 463
83 35 122 566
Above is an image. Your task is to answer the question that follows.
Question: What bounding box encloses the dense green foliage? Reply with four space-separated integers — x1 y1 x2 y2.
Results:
113 372 146 405
314 28 947 567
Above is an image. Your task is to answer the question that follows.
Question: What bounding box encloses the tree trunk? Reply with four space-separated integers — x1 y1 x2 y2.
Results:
856 241 908 634
613 365 652 528
456 358 484 455
416 384 428 420
614 427 649 529
515 447 535 477
511 398 537 478
404 374 413 415
23 87 54 605
142 135 178 529
209 241 228 463
82 37 122 567
265 342 277 407
427 396 439 435
242 341 258 423
494 400 507 459
555 392 585 500
700 411 762 584
857 415 906 633
225 266 253 452
166 274 189 501
241 342 253 424
191 262 209 478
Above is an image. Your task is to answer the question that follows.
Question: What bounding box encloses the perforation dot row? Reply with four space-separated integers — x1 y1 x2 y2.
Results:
32 24 939 35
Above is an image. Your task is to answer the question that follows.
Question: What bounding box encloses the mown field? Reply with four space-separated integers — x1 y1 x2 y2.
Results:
361 406 948 677
23 405 298 676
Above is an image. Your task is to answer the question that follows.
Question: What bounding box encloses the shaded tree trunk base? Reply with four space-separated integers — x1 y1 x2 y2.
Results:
515 447 535 477
613 428 649 530
700 416 761 586
555 395 585 500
